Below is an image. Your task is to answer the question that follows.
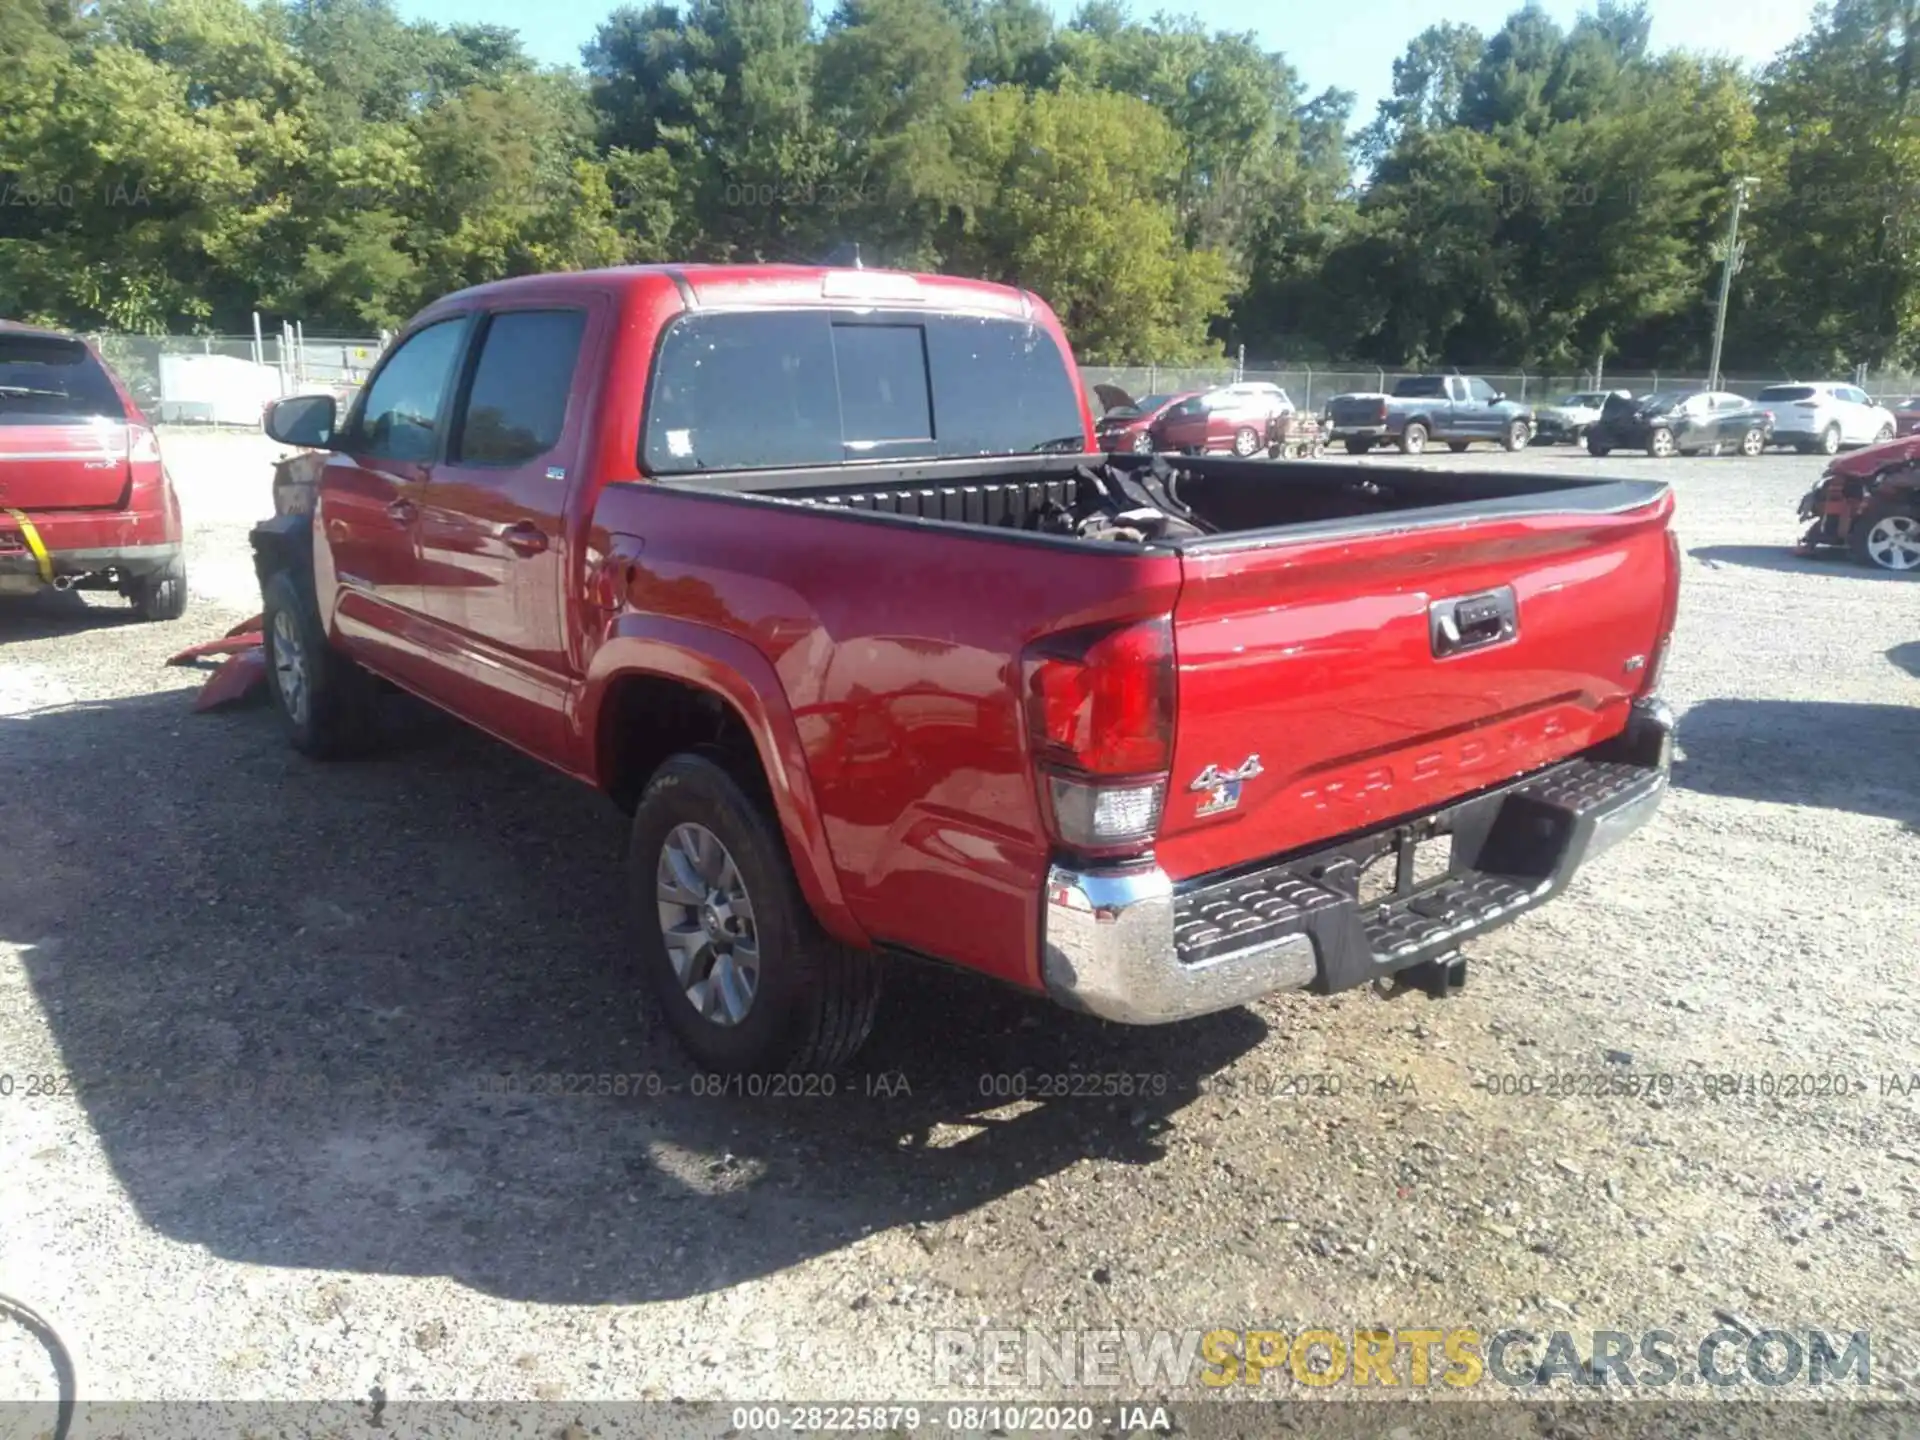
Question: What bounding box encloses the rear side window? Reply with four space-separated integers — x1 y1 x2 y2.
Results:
643 310 1084 475
454 310 585 465
0 335 123 424
1393 376 1447 398
1757 385 1815 402
351 318 468 462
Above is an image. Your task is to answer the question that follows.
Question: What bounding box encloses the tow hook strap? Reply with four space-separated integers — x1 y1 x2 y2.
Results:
4 509 55 586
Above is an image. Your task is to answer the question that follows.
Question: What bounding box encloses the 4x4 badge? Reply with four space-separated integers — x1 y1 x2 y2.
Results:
1190 755 1263 817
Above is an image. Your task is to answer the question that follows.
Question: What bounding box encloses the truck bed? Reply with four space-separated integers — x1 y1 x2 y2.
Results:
674 453 1664 547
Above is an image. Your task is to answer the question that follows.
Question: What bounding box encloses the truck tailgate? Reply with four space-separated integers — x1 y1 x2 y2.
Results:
1157 493 1674 883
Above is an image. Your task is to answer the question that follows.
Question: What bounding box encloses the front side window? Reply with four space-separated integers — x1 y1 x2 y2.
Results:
454 310 586 466
1468 378 1497 403
351 319 468 462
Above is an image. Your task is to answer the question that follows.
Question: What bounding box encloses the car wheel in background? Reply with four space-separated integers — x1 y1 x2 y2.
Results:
1849 501 1920 572
1876 422 1895 443
1502 419 1529 452
1345 438 1373 455
1447 440 1470 453
1231 426 1260 457
1740 427 1766 457
1648 427 1676 458
1131 431 1154 454
630 751 881 1073
1399 422 1428 455
1821 423 1842 455
128 558 188 621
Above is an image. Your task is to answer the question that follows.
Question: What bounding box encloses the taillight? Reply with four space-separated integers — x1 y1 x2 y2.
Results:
129 425 162 464
1022 617 1175 854
1373 400 1388 423
1642 529 1681 698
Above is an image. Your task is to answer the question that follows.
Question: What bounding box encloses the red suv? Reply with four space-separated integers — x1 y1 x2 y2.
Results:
1092 390 1196 453
1154 383 1295 456
0 322 186 618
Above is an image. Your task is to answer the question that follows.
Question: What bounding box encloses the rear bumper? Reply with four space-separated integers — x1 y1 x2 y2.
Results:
1042 698 1675 1024
0 541 180 579
1328 424 1390 439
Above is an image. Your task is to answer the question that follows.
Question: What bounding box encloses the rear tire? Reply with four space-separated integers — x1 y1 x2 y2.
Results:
1398 422 1428 455
1585 435 1611 457
1344 438 1373 456
129 558 188 621
261 568 381 758
1648 427 1675 458
1821 423 1842 456
631 752 881 1074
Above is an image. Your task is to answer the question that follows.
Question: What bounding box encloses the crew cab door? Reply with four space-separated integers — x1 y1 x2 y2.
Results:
412 304 596 759
317 315 470 685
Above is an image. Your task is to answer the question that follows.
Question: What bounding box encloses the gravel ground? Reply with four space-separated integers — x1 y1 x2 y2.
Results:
2 430 1918 1432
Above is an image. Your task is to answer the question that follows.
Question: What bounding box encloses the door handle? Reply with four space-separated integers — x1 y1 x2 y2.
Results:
386 498 416 524
502 521 549 557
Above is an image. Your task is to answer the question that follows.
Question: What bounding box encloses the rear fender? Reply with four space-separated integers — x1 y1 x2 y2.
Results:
582 616 867 948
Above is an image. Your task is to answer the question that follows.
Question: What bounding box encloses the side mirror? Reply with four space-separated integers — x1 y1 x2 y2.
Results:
1491 391 1507 404
265 393 338 448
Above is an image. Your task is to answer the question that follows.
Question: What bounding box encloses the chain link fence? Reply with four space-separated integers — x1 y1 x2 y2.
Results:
1076 365 1920 413
82 331 1920 427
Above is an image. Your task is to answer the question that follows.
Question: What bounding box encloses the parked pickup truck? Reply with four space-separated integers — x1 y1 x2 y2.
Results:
255 264 1679 1074
1327 375 1534 455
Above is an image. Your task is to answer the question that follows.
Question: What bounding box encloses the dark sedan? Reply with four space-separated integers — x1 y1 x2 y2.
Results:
1585 389 1775 458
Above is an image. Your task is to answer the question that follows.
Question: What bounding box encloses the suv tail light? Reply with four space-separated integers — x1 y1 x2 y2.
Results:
129 425 161 465
1022 617 1175 854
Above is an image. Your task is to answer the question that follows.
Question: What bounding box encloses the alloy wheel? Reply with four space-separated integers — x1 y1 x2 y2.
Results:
270 607 308 726
1865 513 1920 571
656 822 761 1026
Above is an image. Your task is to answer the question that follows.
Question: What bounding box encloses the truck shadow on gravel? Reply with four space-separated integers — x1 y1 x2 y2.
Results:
1688 543 1920 581
0 589 145 641
0 689 1266 1305
1671 697 1920 828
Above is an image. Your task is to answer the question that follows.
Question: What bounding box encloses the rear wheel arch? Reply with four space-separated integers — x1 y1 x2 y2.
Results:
584 647 866 947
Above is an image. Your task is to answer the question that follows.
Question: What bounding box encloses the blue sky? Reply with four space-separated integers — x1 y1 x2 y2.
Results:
393 0 1819 123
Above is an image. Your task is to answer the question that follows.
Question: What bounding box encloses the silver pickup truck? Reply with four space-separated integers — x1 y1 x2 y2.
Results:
1327 375 1535 455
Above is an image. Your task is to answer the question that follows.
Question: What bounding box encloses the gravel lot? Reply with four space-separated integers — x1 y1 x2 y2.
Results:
2 430 1918 1430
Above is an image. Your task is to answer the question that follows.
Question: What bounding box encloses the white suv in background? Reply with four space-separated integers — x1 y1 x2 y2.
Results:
1755 382 1896 455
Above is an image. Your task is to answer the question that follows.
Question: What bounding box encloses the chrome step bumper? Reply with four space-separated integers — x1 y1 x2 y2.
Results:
1041 700 1674 1025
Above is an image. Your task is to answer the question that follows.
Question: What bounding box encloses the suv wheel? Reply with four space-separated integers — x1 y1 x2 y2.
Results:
1231 426 1261 457
631 752 881 1073
1399 422 1428 455
1876 422 1895 444
261 568 382 757
1821 423 1842 456
1850 501 1920 571
129 558 188 621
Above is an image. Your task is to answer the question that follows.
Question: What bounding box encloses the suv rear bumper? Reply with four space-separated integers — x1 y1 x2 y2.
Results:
0 507 180 591
1041 698 1674 1024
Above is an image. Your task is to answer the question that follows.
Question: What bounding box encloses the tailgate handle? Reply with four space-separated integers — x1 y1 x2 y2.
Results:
1430 586 1517 657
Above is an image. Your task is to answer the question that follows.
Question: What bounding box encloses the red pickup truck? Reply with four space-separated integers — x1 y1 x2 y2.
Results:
255 264 1679 1074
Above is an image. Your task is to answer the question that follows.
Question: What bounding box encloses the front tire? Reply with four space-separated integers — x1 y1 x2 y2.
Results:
261 568 381 758
1648 427 1675 458
1231 426 1260 457
1876 422 1895 444
631 752 881 1073
1849 501 1920 571
1398 422 1429 455
1501 419 1530 452
129 558 188 621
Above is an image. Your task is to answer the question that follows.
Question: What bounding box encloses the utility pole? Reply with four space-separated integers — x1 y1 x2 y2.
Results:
1707 176 1758 391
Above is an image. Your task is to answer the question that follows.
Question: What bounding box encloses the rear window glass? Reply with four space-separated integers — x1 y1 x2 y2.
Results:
1392 376 1448 398
0 335 123 424
643 310 1084 475
1757 386 1816 401
454 309 585 465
